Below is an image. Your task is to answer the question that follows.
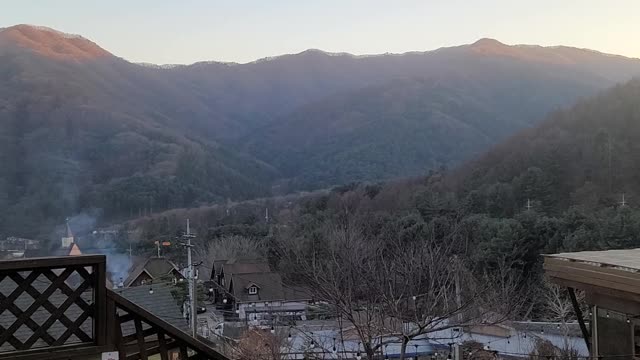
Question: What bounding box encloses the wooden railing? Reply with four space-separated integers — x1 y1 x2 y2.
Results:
0 255 228 360
107 289 227 360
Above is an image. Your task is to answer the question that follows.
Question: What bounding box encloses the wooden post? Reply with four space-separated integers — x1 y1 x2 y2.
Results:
94 258 107 346
568 287 591 353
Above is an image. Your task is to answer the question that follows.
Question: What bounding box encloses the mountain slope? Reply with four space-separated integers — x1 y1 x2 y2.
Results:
0 25 277 237
448 78 640 214
2 24 640 237
243 44 640 190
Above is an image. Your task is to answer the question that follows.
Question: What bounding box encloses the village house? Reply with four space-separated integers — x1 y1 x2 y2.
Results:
123 256 184 287
210 259 312 323
0 236 40 259
544 248 640 359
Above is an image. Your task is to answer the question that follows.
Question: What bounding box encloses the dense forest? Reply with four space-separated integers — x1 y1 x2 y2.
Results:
2 25 640 239
122 78 640 322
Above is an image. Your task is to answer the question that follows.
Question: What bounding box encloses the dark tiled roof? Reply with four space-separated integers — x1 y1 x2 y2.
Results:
115 284 189 333
222 262 270 277
210 260 227 278
124 257 180 287
230 272 284 302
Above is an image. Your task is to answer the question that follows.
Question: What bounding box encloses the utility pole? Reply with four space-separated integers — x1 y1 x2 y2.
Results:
182 219 197 337
620 193 628 208
608 133 613 192
128 243 133 270
453 255 463 325
526 199 532 211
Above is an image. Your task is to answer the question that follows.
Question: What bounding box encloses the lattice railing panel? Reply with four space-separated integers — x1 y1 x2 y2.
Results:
0 258 102 355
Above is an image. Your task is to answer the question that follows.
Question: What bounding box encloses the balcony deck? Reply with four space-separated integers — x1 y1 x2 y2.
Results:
0 255 228 360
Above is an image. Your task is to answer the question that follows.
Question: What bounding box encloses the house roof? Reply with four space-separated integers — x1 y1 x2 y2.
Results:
222 262 271 277
230 272 284 302
210 259 227 279
124 257 180 287
545 248 640 272
115 284 189 333
49 243 82 257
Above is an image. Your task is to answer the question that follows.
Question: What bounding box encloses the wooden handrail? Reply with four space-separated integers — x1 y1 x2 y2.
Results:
0 255 229 360
0 255 107 360
0 255 106 271
107 289 229 360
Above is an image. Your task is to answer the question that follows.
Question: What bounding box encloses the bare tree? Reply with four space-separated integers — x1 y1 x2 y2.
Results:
277 218 527 360
233 328 289 360
542 279 584 352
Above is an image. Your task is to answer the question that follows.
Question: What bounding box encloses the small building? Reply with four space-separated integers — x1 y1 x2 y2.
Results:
211 259 272 303
51 243 83 257
544 248 640 359
123 257 183 287
229 271 312 322
210 259 312 322
61 221 75 249
0 237 40 259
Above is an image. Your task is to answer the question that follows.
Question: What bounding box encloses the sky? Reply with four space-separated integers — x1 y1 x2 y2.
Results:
1 0 639 64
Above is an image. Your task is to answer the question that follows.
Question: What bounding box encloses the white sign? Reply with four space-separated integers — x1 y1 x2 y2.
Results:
102 351 119 360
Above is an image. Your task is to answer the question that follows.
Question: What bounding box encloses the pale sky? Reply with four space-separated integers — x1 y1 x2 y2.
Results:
1 0 638 64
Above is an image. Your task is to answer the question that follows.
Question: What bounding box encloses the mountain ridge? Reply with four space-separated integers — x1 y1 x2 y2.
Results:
2 24 640 237
4 24 638 67
0 24 112 61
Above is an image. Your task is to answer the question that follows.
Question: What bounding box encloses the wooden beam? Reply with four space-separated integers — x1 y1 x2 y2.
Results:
122 326 158 344
134 318 149 360
545 268 640 295
568 287 591 353
114 310 127 360
105 297 117 350
0 255 106 272
548 276 640 303
545 258 640 291
180 345 189 360
95 258 107 347
157 331 169 360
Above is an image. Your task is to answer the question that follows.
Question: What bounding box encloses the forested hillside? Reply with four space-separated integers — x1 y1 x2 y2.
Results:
246 71 599 189
241 40 640 189
126 79 640 319
0 25 277 238
2 24 640 238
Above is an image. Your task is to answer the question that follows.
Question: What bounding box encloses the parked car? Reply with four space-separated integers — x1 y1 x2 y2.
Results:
197 303 207 314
